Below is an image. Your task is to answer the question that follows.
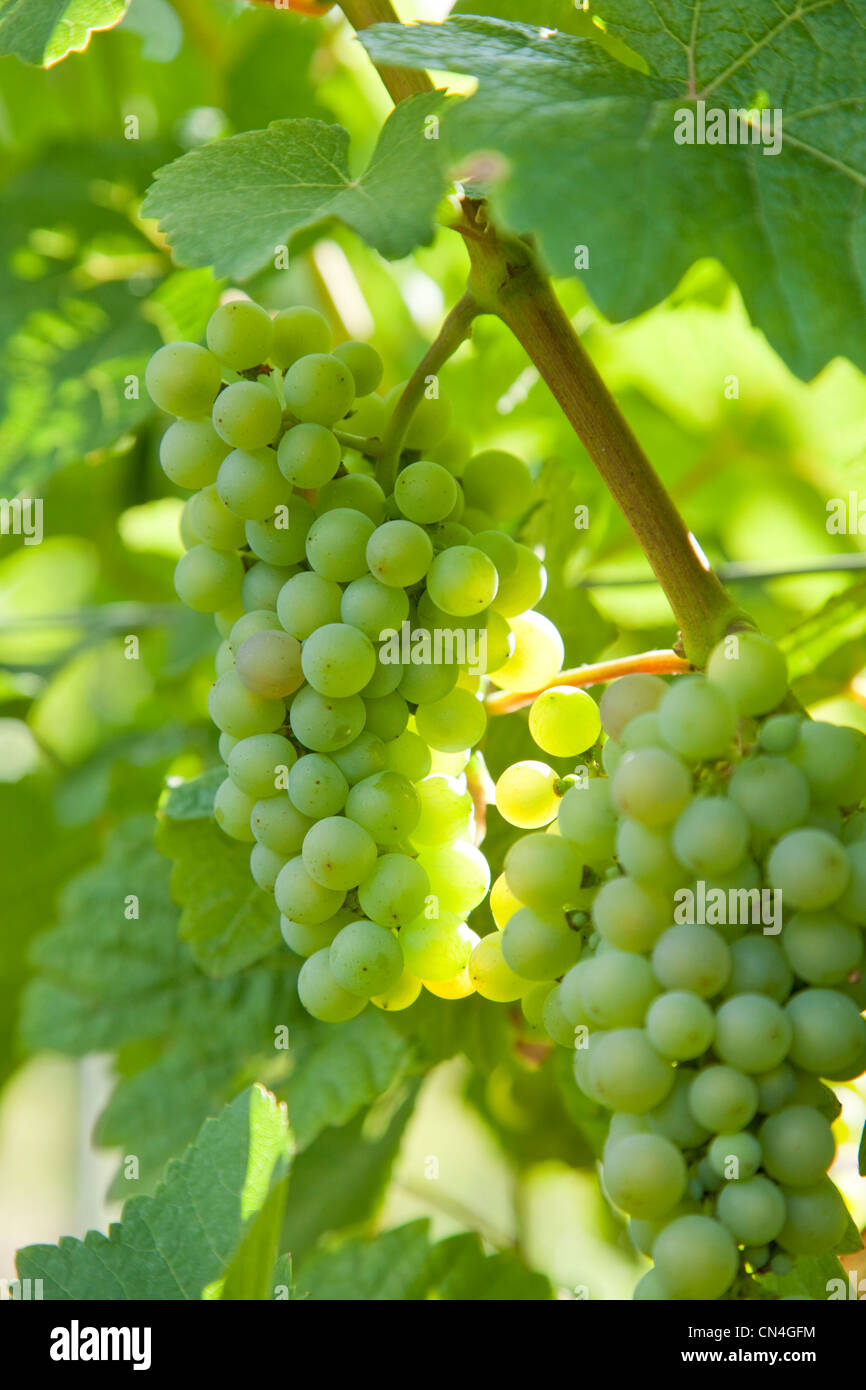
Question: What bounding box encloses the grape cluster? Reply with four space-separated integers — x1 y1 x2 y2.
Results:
147 296 551 1022
494 632 866 1300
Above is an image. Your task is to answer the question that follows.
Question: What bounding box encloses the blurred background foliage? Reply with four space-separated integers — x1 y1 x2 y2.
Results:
1 0 865 1298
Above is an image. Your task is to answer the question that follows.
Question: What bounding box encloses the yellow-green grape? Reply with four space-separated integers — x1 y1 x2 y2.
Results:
235 629 303 699
174 545 244 612
489 544 546 618
488 612 564 693
146 341 222 419
206 300 273 370
415 687 486 753
216 598 245 637
187 485 246 550
371 969 423 1011
418 840 491 917
333 340 384 396
215 640 234 675
316 473 386 523
284 353 354 426
599 673 668 741
242 561 297 612
208 670 286 738
422 960 477 998
529 686 602 757
394 460 458 525
271 306 332 370
275 856 345 923
494 760 560 828
706 631 788 716
277 422 342 488
213 380 282 450
469 932 528 1001
306 507 376 583
214 777 255 842
461 450 533 521
384 381 452 448
329 919 403 997
480 609 514 673
249 842 286 891
160 418 227 489
366 519 433 588
426 544 498 616
279 908 352 958
297 947 367 1021
411 774 472 846
490 872 521 929
400 911 476 980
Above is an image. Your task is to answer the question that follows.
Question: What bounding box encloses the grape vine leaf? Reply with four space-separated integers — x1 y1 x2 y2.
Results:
142 92 453 282
16 1085 292 1300
293 1219 552 1300
0 0 129 67
757 1251 849 1301
362 12 866 379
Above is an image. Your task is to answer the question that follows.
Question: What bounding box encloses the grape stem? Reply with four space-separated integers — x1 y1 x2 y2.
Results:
486 649 693 716
338 0 434 103
376 290 480 492
333 428 382 456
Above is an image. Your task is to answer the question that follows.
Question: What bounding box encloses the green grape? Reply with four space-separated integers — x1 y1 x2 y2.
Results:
228 732 297 799
503 833 583 914
215 640 234 676
271 306 332 370
284 353 354 426
280 909 350 958
706 1131 762 1181
652 1215 738 1301
332 340 383 396
385 729 432 782
418 841 491 916
213 777 255 842
288 754 348 819
646 1072 710 1149
521 981 556 1031
489 543 546 618
501 907 581 981
213 381 281 449
218 731 238 762
604 1133 687 1220
461 449 532 521
557 779 617 861
332 731 387 784
345 770 420 844
755 1063 797 1113
289 685 366 752
716 1175 786 1245
180 498 203 549
394 461 458 524
776 1179 850 1255
249 842 285 891
358 852 429 928
174 545 244 612
315 473 386 523
646 991 716 1060
651 925 731 999
471 530 517 580
274 856 345 923
366 519 433 588
242 562 297 611
656 674 737 761
428 520 472 551
383 381 452 449
469 932 528 1002
425 544 498 617
301 622 376 698
782 909 863 985
247 494 315 568
306 507 375 582
415 688 486 753
758 712 803 754
362 657 403 699
706 632 788 716
611 747 692 828
251 795 313 856
842 811 866 845
215 446 285 521
206 300 273 370
495 760 560 829
615 818 683 889
302 815 377 890
671 796 750 876
602 739 624 777
235 629 303 699
160 418 226 488
399 911 475 981
784 987 866 1079
276 571 343 640
411 774 471 845
297 947 367 1022
688 1066 759 1132
146 341 222 419
429 423 472 476
790 720 866 806
569 949 658 1029
277 422 341 488
713 993 793 1073
329 919 403 997
228 610 282 657
585 1027 673 1113
632 1267 672 1300
529 686 601 758
488 612 563 694
370 968 423 1012
728 756 810 836
838 841 866 924
543 983 581 1046
397 654 458 705
208 669 285 737
724 936 793 1004
758 1106 835 1187
592 876 669 953
340 574 408 639
479 609 513 673
598 674 668 741
767 828 850 909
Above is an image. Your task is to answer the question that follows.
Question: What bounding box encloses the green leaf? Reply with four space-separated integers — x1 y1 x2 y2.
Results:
362 14 866 379
160 766 222 820
0 0 129 67
383 988 510 1073
16 1085 292 1300
155 813 282 977
294 1219 552 1300
142 92 453 281
758 1251 849 1302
